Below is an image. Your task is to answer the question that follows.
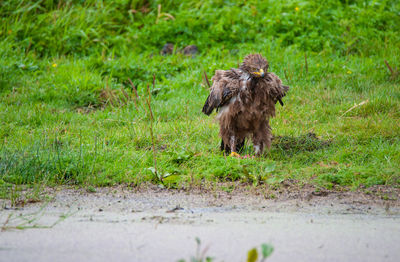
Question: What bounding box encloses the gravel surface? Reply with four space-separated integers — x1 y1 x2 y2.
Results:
1 187 399 262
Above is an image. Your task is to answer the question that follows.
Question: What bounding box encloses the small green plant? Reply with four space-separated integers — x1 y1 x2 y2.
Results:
247 243 274 262
178 238 274 262
86 185 96 193
177 237 214 262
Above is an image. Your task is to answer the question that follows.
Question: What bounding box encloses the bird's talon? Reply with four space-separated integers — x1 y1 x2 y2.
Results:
229 152 241 158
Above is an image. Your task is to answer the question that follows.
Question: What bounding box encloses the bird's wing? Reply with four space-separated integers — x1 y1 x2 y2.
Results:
260 73 289 106
278 84 290 106
202 69 241 115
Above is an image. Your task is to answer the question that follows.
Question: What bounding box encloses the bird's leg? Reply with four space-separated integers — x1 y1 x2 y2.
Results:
253 144 263 156
220 139 225 152
236 139 245 153
220 139 231 154
252 122 272 156
229 136 240 157
230 136 236 151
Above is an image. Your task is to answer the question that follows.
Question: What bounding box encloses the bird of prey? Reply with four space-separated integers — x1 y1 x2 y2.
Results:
202 54 289 156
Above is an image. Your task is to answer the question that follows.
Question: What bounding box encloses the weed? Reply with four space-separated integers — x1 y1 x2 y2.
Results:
1 201 74 231
178 238 274 262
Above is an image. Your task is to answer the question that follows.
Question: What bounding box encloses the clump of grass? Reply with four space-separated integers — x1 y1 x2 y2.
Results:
272 132 331 155
0 139 93 185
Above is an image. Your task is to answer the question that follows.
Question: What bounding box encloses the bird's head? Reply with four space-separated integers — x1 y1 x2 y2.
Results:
240 54 269 78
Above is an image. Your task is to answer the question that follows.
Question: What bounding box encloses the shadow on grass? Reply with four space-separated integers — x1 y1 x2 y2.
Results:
271 132 332 156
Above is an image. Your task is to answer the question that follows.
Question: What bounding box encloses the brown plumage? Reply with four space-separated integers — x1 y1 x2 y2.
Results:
202 54 289 156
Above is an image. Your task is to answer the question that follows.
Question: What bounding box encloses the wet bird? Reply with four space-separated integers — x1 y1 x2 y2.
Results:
202 54 289 156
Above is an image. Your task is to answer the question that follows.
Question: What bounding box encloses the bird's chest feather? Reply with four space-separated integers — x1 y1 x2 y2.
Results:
219 78 272 120
223 92 264 126
236 84 275 120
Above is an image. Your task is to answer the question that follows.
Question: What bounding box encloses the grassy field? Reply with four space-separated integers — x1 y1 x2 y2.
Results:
1 0 400 199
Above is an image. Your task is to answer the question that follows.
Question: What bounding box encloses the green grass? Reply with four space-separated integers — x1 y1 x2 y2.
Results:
1 0 400 197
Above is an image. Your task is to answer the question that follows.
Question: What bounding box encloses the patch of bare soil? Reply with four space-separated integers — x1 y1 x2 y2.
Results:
2 183 399 215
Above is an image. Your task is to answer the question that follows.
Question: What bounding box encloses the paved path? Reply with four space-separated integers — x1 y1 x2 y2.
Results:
1 189 399 262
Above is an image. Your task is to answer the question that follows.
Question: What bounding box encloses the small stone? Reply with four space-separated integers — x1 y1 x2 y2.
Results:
183 45 198 56
160 43 174 55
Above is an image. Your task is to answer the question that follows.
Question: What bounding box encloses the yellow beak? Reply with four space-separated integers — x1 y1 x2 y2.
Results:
253 69 265 77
